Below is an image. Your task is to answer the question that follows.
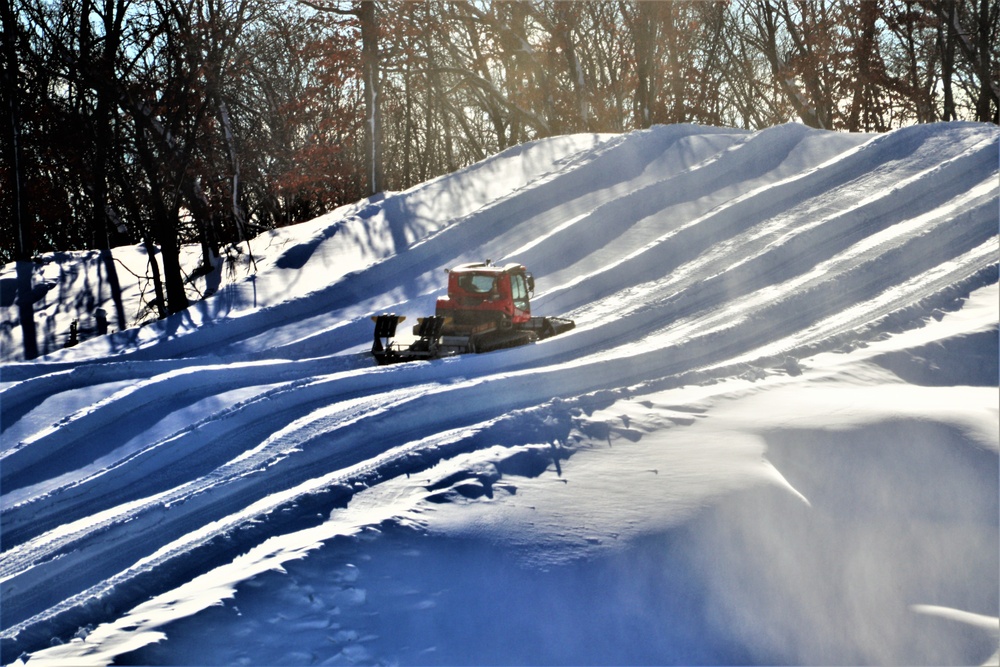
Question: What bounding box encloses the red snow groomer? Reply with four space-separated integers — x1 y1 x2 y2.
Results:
371 261 575 364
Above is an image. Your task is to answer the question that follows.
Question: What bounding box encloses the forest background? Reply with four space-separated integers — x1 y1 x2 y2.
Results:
2 0 998 360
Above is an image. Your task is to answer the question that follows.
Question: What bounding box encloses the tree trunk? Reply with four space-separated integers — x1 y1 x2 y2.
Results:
358 0 383 195
158 226 187 315
664 1 685 124
86 0 129 332
3 1 38 359
974 0 993 122
15 262 38 360
847 0 881 131
99 248 127 330
134 122 189 315
143 239 167 320
217 97 255 271
554 1 589 131
937 0 957 121
632 2 656 129
2 0 27 263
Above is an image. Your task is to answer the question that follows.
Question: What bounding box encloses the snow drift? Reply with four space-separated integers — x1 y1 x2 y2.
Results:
1 122 997 666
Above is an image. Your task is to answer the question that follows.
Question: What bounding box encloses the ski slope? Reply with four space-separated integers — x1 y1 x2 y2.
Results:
1 122 998 666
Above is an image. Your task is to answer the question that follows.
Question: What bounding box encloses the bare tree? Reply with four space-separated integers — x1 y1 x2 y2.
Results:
297 0 383 195
930 0 999 122
2 0 39 359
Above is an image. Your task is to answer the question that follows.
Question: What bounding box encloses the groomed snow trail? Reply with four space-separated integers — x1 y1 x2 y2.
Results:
1 122 997 666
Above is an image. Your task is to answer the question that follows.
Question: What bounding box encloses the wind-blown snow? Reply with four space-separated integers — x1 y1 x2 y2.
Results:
1 122 997 666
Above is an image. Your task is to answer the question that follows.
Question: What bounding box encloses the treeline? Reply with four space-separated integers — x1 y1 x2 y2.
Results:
3 0 997 317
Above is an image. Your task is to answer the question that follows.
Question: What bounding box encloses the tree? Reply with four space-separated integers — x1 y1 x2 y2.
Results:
844 0 889 131
80 0 130 328
358 0 383 194
296 0 383 195
931 0 999 122
2 0 39 359
1 0 27 262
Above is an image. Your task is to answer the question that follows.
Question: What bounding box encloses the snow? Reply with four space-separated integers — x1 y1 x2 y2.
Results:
1 121 998 666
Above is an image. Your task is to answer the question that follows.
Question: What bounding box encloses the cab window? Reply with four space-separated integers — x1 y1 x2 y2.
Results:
511 274 529 311
459 274 497 294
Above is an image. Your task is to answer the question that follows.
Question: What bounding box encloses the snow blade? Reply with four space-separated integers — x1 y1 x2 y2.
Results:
371 314 447 365
371 314 404 364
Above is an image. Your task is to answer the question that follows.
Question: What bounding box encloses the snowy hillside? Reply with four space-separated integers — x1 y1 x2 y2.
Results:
1 122 998 666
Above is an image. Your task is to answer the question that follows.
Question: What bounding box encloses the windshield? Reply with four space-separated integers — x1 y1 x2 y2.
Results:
458 274 497 294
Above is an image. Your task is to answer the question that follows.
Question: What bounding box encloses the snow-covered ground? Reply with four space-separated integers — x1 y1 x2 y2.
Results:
1 122 997 666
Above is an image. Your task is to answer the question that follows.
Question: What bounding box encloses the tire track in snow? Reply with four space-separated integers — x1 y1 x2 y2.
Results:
1 360 331 494
513 123 861 285
1 363 449 544
637 174 998 354
0 381 435 629
526 133 996 372
1 365 597 644
538 123 992 319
